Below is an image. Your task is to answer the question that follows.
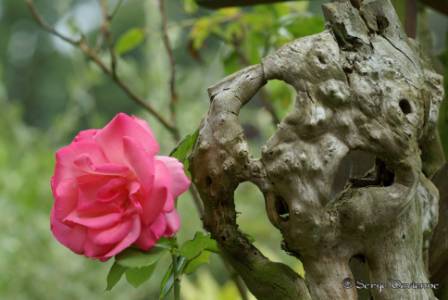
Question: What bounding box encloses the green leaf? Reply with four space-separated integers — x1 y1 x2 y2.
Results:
183 0 198 13
116 247 167 268
180 232 219 260
106 262 126 291
125 264 157 288
115 28 145 55
223 50 241 75
183 250 211 274
156 237 176 250
159 256 187 300
170 130 199 163
190 18 213 50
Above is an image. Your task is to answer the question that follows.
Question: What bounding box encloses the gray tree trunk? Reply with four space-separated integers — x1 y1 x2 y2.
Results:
190 0 446 299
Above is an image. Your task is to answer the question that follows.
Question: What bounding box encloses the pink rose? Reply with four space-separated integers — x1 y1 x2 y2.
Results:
50 113 190 261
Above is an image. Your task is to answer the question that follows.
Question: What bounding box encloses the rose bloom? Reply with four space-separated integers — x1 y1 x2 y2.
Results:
50 113 190 261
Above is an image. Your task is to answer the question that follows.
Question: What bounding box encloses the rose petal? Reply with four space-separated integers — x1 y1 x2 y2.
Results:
51 208 87 254
156 156 190 197
73 154 129 176
96 177 128 202
164 210 180 236
73 129 98 142
150 214 167 240
102 215 141 259
141 160 172 225
76 175 110 208
123 136 155 195
64 210 122 229
84 238 113 260
94 113 159 164
53 140 107 187
52 179 78 220
134 213 167 251
132 116 156 137
88 218 133 245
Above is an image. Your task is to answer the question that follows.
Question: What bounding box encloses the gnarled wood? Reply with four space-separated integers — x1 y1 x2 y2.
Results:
190 0 445 299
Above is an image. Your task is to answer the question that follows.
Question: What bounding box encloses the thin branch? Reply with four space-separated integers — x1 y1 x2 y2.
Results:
158 0 180 140
26 0 178 137
26 0 81 46
111 0 125 19
99 0 118 77
155 1 208 266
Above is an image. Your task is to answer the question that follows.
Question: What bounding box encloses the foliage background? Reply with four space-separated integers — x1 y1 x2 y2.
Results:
0 0 446 299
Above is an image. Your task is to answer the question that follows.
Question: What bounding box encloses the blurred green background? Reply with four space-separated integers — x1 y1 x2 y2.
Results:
0 0 447 299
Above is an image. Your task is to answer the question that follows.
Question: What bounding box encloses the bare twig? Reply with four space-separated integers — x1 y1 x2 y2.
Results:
99 0 117 77
156 0 205 216
26 0 178 138
110 0 125 19
158 0 179 140
26 0 81 45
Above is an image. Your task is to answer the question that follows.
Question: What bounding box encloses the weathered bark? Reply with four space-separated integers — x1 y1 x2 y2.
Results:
430 164 448 299
190 0 445 299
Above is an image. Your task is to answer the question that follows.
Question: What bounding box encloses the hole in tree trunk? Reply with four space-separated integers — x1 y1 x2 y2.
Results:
399 99 412 115
234 182 300 266
332 151 395 198
331 150 376 197
275 196 290 222
205 176 213 186
376 15 389 33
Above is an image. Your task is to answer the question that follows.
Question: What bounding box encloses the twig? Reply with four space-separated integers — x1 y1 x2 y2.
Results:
99 0 117 77
158 0 179 140
25 0 178 138
110 0 124 19
26 0 81 45
156 0 205 229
